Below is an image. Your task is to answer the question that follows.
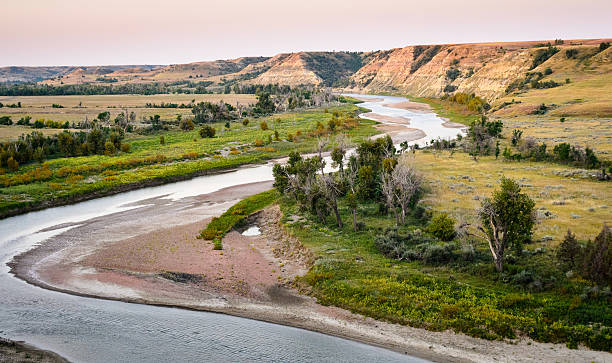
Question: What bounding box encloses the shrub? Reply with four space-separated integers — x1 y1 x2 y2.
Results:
120 144 131 153
565 49 578 59
199 125 216 138
443 84 457 93
159 135 165 145
0 116 12 125
6 157 18 171
260 121 268 130
446 68 461 82
274 130 280 141
425 213 456 241
104 141 116 155
254 139 264 147
544 67 553 75
242 118 249 126
179 118 195 131
374 227 458 264
213 238 223 250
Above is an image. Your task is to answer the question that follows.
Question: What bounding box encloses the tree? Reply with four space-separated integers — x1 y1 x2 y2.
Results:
556 229 581 271
381 160 423 225
319 174 343 228
87 128 104 154
468 177 535 272
582 225 612 285
97 111 111 124
254 92 276 114
57 131 75 156
392 163 423 224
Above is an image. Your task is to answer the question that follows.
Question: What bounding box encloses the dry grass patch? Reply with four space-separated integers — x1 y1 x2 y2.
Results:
412 151 611 244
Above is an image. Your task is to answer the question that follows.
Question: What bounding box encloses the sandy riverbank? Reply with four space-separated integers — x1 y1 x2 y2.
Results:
9 187 611 362
361 112 427 143
0 338 68 363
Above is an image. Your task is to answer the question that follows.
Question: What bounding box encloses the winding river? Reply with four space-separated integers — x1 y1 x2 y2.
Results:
0 95 462 362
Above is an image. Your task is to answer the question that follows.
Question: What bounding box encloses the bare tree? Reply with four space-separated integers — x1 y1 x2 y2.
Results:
344 158 360 231
381 171 399 224
317 137 329 174
319 174 343 228
391 163 423 224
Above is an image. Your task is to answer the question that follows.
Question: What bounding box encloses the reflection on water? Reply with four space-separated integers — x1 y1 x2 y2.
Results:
0 95 444 362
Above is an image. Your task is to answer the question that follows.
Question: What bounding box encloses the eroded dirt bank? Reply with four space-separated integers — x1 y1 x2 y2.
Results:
9 190 611 363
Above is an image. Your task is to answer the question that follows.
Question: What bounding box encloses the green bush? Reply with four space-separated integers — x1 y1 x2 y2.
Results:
425 213 456 241
199 125 216 138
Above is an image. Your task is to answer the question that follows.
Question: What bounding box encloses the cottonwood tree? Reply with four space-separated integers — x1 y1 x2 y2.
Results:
462 177 535 272
344 157 360 231
319 174 343 228
331 134 349 174
381 159 423 225
392 163 423 224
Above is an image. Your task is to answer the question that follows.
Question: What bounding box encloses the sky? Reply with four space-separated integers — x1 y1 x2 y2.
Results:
3 0 611 66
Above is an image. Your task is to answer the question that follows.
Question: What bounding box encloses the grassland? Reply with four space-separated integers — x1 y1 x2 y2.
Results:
0 125 81 142
0 94 257 126
495 50 612 118
0 103 378 218
402 92 611 161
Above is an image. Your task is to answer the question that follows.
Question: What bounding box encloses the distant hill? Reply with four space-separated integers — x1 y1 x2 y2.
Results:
1 38 610 116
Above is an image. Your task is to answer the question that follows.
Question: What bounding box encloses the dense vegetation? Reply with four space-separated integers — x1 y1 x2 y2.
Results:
443 92 490 113
0 128 125 174
0 104 377 217
273 137 611 351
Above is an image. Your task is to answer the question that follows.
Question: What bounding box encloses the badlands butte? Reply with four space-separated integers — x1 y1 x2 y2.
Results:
2 38 611 117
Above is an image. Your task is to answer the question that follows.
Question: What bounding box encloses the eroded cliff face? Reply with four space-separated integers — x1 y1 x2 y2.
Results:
351 43 549 100
2 38 609 112
250 53 323 85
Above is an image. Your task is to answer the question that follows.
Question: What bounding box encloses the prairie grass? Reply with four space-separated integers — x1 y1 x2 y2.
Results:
280 153 612 349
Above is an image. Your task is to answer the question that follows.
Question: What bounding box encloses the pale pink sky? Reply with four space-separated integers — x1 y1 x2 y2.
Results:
3 0 611 66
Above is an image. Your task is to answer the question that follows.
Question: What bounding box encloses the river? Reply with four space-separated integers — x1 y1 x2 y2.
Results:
0 95 461 362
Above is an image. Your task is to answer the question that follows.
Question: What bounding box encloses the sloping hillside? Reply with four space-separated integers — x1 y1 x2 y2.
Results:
2 38 610 115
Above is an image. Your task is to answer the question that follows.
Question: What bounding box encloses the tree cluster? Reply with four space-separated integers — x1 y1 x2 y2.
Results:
557 226 612 286
274 136 425 232
0 127 125 171
443 92 491 113
503 138 605 171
